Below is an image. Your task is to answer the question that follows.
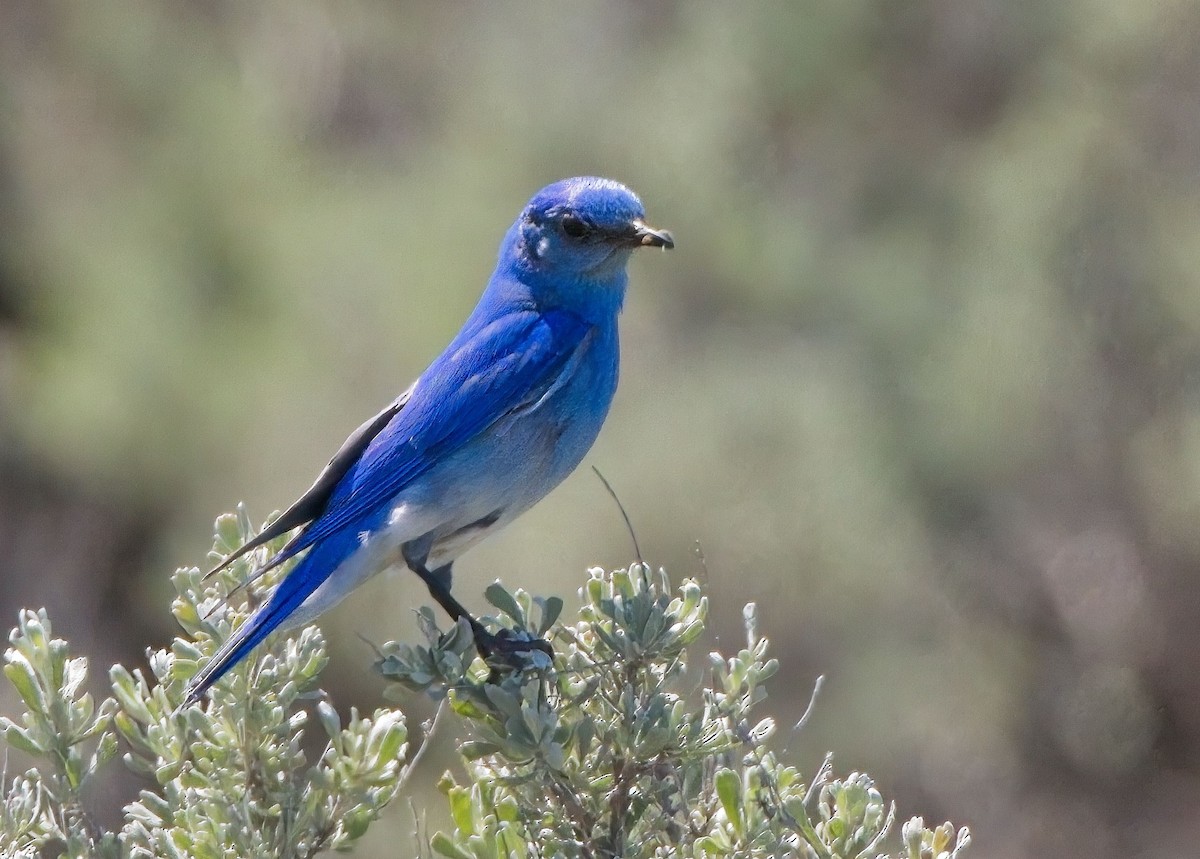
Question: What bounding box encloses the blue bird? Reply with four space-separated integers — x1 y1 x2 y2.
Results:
183 177 673 706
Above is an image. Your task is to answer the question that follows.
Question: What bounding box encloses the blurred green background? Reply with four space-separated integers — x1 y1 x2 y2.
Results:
3 2 1199 856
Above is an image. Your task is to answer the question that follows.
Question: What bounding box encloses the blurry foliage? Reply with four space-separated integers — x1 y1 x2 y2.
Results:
2 511 410 857
383 562 969 859
2 2 1199 857
0 511 968 859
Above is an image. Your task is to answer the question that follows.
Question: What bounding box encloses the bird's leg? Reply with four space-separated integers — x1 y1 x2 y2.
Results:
401 543 500 657
401 542 552 674
422 561 490 647
402 552 489 648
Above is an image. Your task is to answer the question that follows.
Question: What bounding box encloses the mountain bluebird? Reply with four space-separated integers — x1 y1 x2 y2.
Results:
183 177 673 706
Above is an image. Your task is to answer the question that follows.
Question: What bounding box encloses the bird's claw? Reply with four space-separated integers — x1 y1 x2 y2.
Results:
475 627 554 680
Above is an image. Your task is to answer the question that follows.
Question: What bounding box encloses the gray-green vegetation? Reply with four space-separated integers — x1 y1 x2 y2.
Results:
1 511 968 858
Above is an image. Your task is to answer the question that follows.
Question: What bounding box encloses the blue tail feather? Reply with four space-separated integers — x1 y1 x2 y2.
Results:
181 527 362 707
181 579 310 707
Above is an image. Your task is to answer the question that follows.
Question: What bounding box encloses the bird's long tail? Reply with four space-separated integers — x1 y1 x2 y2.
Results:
180 529 358 709
180 577 313 708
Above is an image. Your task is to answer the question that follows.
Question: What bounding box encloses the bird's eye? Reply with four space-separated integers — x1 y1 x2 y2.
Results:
560 213 588 239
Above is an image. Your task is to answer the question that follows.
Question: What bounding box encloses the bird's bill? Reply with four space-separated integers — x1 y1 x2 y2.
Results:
630 219 675 249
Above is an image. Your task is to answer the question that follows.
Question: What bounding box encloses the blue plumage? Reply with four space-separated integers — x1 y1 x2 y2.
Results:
183 177 672 706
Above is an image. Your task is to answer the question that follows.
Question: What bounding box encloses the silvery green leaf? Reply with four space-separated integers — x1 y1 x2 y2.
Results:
3 658 44 715
2 723 44 755
484 582 525 625
534 596 563 636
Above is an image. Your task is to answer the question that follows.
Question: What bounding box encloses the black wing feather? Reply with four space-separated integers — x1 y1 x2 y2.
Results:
204 389 411 579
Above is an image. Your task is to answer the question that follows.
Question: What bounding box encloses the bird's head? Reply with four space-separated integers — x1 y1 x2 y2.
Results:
511 177 673 286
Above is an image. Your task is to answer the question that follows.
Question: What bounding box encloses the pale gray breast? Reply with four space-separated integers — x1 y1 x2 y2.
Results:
424 321 620 565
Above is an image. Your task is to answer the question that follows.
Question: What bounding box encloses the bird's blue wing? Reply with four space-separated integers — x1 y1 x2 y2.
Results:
261 307 593 570
205 391 411 579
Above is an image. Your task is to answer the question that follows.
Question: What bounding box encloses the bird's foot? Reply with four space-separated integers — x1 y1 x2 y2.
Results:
474 627 554 680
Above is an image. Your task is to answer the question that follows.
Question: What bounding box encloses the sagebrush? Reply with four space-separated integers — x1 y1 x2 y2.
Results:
0 507 969 858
